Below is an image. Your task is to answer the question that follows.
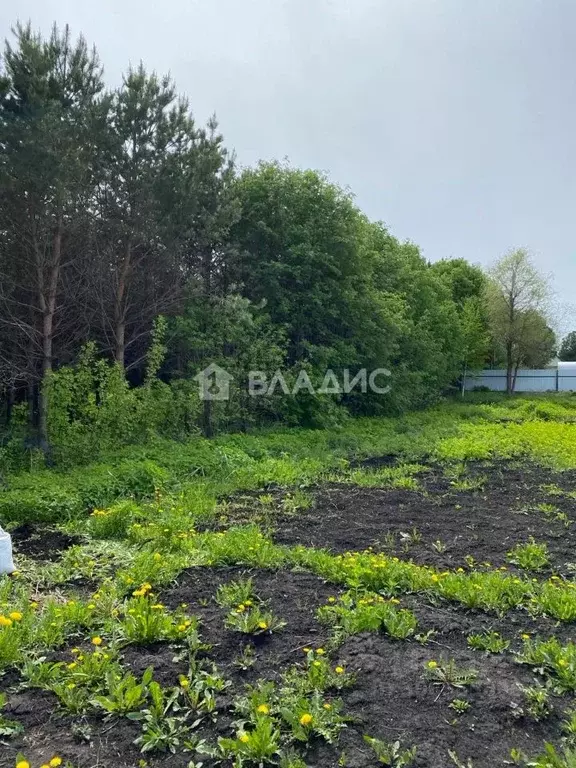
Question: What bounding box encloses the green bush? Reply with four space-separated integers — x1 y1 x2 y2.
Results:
0 458 170 526
74 459 171 510
0 485 82 525
89 499 143 539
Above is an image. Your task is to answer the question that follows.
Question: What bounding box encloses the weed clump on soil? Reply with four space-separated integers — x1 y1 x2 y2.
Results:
508 538 551 571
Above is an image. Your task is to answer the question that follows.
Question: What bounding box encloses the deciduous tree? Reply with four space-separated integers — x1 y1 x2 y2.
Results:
486 249 553 393
559 331 576 362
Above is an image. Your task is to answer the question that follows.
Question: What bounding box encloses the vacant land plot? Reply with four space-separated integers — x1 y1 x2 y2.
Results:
2 396 576 768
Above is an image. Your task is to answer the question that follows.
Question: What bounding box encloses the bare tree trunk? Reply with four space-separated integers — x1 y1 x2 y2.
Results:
202 399 213 438
114 238 132 368
505 283 516 395
5 385 14 426
27 381 36 428
512 362 520 393
506 341 514 394
38 218 62 447
201 247 213 438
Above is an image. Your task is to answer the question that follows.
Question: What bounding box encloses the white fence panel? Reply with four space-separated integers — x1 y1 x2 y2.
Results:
464 370 507 391
463 369 568 392
559 362 576 392
516 370 557 392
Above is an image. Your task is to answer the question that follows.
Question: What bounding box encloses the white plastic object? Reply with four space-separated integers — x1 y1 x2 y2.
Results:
0 527 16 574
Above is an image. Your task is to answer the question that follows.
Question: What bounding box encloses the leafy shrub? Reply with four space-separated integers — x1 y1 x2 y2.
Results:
89 499 142 539
529 743 576 767
75 459 171 509
364 735 417 766
0 484 82 525
507 538 550 571
318 592 417 640
423 658 478 689
467 631 509 654
0 458 169 526
516 637 576 693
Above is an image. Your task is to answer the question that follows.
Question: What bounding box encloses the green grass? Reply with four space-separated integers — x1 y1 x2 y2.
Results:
3 394 576 526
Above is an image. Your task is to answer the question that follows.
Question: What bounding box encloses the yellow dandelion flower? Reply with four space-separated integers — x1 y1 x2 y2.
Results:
426 661 438 669
299 713 313 726
16 761 30 768
258 621 268 630
91 636 103 646
257 704 270 714
49 758 63 768
239 733 250 743
9 611 22 621
0 616 13 627
335 666 345 674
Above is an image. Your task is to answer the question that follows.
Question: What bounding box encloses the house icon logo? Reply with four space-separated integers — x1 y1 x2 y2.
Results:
193 363 234 401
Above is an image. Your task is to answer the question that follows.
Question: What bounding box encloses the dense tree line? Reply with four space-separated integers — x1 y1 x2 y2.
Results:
0 24 237 445
0 24 558 466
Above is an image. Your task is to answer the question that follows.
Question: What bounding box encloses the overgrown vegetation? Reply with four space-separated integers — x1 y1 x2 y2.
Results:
1 395 576 767
0 19 561 472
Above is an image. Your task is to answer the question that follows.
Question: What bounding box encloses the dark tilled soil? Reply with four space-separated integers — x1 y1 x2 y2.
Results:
159 567 335 686
2 460 576 767
0 690 153 768
272 461 576 574
330 632 562 768
11 521 80 561
0 568 335 768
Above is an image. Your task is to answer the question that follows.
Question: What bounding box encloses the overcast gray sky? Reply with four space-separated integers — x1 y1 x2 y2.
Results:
2 0 574 334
